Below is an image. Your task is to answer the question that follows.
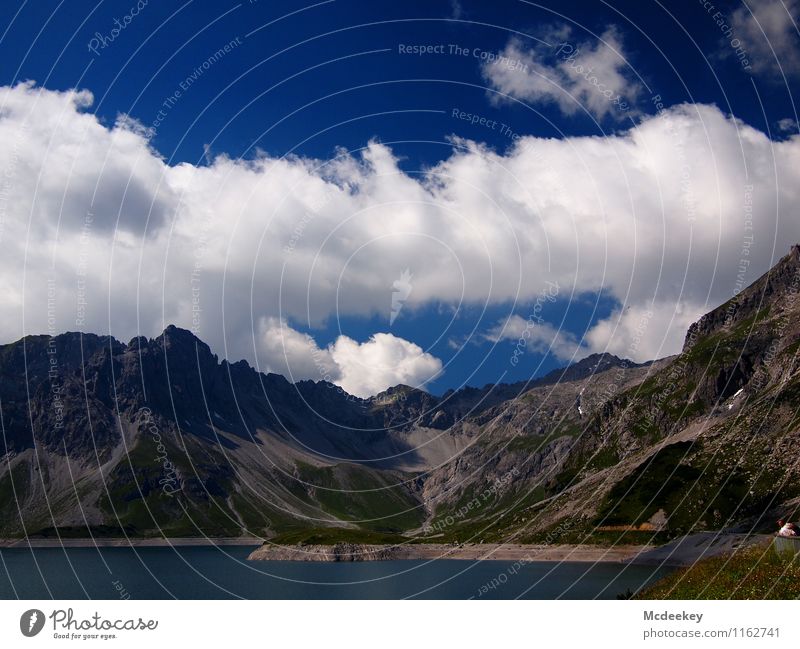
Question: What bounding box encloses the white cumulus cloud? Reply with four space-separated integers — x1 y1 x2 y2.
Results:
258 317 442 397
482 26 641 120
330 332 443 398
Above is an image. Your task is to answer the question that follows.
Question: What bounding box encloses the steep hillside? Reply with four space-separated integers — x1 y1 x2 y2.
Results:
487 245 800 544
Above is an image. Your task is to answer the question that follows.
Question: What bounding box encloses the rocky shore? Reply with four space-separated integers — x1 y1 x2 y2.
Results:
246 542 646 563
247 533 771 565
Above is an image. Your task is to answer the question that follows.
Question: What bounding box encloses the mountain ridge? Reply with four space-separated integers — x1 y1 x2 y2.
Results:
1 245 799 543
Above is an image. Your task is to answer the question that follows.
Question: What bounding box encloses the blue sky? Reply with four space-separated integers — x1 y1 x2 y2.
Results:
3 0 795 160
1 0 798 395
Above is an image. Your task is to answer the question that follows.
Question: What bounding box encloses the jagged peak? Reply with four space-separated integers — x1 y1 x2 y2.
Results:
127 335 148 350
155 324 210 351
369 384 431 404
158 324 199 340
576 352 624 365
379 384 419 396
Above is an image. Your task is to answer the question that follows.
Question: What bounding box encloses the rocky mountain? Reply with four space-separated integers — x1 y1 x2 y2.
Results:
1 246 799 543
493 244 800 543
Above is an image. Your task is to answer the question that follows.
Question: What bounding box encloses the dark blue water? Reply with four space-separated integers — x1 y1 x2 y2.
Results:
0 546 670 599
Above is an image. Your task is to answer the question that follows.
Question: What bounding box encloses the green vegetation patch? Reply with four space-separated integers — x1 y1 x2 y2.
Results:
295 461 424 533
0 462 31 535
595 442 701 528
29 525 136 538
636 540 800 599
0 462 30 512
98 437 242 537
594 441 762 533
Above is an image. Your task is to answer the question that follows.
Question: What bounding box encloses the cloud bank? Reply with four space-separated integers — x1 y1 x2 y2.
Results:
1 82 800 393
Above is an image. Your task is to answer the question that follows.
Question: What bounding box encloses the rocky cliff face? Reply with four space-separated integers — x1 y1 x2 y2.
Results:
2 246 799 543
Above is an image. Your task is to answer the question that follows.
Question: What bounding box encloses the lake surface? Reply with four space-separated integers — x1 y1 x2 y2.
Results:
0 546 670 599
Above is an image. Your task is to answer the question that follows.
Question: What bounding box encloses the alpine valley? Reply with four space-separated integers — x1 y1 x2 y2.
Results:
2 246 800 549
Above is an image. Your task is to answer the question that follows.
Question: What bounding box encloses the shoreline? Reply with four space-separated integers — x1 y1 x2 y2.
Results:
247 532 769 566
0 537 646 562
0 537 264 548
0 532 768 566
0 538 650 562
247 542 650 564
